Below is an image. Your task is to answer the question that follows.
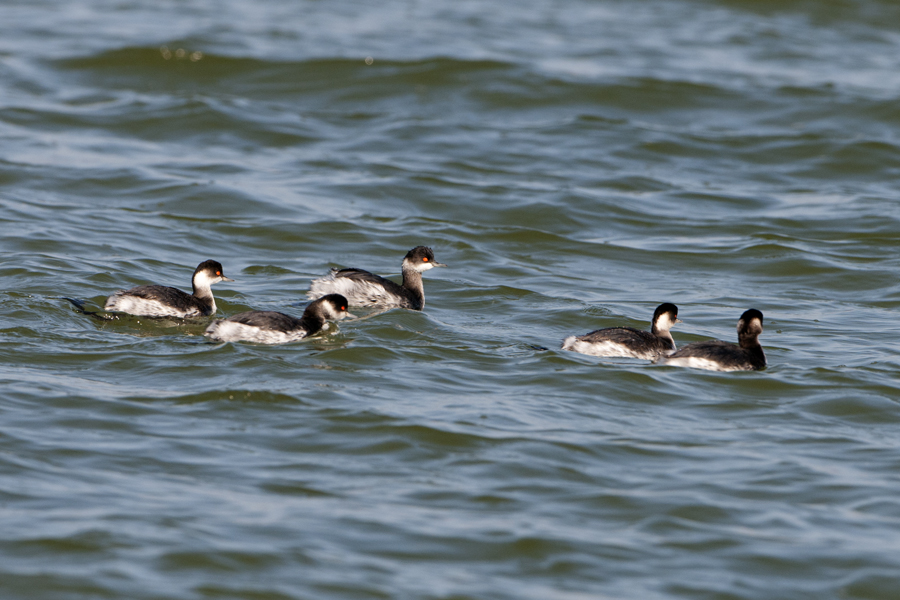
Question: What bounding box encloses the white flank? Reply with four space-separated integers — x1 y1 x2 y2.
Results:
104 293 200 318
658 356 746 372
562 337 658 360
308 273 402 307
204 320 307 344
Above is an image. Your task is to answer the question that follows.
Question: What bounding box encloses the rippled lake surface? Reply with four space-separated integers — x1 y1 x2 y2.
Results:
3 0 900 598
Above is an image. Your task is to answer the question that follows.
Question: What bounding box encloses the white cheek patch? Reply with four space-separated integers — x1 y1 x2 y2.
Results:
193 270 222 288
655 313 678 332
402 258 435 273
323 307 354 321
655 313 678 334
318 301 353 321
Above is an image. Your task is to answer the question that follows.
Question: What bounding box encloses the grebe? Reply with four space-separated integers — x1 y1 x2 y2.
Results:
104 259 233 318
204 294 354 344
307 246 446 310
562 303 680 360
656 309 766 372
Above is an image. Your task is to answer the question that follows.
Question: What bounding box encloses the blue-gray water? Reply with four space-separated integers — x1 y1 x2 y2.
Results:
2 1 900 598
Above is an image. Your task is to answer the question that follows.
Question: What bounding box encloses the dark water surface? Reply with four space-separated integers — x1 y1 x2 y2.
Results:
2 1 900 598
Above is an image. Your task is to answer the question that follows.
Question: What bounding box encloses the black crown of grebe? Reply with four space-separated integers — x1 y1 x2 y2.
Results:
104 259 234 319
562 303 681 360
655 308 766 372
307 246 447 310
204 294 355 344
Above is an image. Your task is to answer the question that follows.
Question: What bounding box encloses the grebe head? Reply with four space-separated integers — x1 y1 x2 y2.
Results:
402 246 447 273
737 309 764 339
193 260 234 287
314 294 357 320
651 302 681 333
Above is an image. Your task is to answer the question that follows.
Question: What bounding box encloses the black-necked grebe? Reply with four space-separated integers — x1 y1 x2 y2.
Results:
656 308 766 371
562 303 680 360
307 246 446 310
204 294 354 344
104 260 233 318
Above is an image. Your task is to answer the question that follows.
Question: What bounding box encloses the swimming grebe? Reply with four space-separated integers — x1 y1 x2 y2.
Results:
104 259 233 318
562 303 681 360
655 309 766 371
307 246 446 310
204 294 354 344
